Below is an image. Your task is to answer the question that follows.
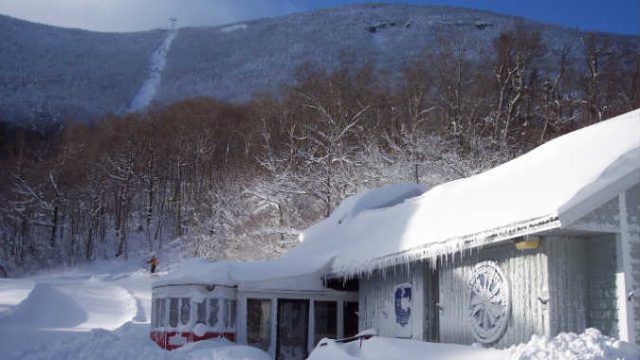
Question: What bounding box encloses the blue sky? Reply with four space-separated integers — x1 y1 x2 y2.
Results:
0 0 637 34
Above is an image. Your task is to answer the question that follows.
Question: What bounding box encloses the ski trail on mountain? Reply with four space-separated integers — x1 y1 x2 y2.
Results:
129 29 177 112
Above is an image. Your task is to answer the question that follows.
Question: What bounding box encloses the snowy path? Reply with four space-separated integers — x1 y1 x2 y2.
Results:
128 29 177 112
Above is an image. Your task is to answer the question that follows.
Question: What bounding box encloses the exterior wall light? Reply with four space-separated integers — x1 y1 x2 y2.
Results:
513 236 540 250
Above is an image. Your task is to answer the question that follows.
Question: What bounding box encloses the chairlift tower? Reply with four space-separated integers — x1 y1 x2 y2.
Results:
169 17 177 30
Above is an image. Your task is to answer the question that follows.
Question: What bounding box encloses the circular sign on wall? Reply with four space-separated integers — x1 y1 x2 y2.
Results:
467 261 511 344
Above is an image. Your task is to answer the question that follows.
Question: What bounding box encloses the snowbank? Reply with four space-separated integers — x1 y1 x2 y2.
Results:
0 278 34 313
1 279 136 330
0 251 271 360
308 336 504 360
0 253 156 357
13 323 270 360
171 338 270 360
507 328 640 360
13 323 166 360
307 329 640 360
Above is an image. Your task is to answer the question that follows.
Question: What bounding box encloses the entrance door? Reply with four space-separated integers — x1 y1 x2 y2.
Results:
343 301 359 338
276 299 309 360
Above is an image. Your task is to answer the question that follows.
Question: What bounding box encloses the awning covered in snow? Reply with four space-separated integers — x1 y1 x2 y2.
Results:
158 109 640 287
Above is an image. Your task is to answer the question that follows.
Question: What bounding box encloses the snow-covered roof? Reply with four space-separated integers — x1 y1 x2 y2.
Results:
158 109 639 286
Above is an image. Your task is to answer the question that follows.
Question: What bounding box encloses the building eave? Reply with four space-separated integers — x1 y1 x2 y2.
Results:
326 215 561 279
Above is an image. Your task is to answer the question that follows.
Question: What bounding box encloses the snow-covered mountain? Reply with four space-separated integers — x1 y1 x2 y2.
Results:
0 4 637 125
0 15 164 125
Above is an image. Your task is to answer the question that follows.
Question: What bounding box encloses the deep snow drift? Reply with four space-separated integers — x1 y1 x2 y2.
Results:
0 244 271 360
0 256 153 358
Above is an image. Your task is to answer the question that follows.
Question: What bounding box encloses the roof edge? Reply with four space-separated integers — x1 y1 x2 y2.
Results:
327 215 561 278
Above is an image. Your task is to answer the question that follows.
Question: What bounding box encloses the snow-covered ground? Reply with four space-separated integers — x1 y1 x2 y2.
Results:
1 249 637 359
308 331 639 360
0 254 155 359
0 243 270 360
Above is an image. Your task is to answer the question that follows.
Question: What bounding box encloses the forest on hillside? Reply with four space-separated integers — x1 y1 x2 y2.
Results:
0 26 638 274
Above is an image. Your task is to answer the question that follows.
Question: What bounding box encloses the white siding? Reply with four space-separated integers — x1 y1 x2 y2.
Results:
436 235 620 347
438 243 549 348
547 236 588 335
359 263 425 341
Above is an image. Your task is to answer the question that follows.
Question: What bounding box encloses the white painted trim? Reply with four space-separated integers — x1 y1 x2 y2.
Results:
239 290 357 302
308 300 315 353
270 297 277 358
239 288 351 297
237 296 247 344
561 168 640 228
617 191 638 343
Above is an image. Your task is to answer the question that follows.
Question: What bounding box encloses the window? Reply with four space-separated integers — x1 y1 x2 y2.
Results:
314 301 337 345
169 298 179 327
158 298 166 327
208 299 219 327
153 298 165 327
196 300 206 324
151 299 156 327
180 298 191 325
247 299 271 351
224 299 237 329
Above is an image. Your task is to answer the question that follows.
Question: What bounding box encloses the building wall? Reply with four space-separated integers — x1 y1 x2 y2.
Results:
357 186 638 347
546 236 589 335
438 242 550 348
359 263 425 341
566 185 639 343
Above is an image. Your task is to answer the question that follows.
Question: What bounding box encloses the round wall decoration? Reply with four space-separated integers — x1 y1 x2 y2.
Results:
467 261 511 344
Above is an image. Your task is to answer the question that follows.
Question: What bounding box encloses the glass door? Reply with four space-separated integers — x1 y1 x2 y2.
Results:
276 299 309 360
313 301 337 345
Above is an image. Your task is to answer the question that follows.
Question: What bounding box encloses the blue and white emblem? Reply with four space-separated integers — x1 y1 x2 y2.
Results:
394 282 412 338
